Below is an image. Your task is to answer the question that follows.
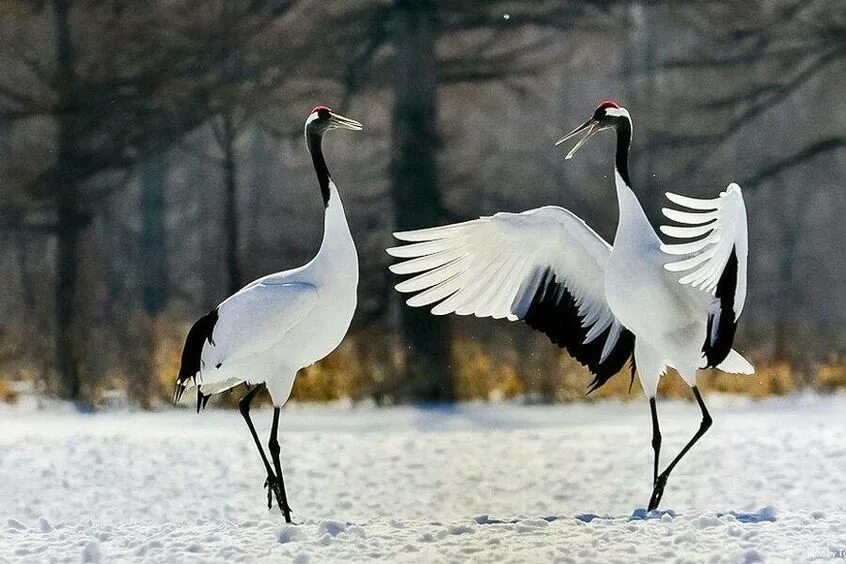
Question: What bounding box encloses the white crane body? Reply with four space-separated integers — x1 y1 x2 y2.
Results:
174 105 362 522
185 182 358 405
387 101 752 510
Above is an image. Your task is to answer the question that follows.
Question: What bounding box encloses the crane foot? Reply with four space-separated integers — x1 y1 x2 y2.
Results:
264 474 293 522
648 474 667 511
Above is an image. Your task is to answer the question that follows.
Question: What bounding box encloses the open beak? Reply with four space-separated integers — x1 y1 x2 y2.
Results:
555 118 599 160
328 111 363 131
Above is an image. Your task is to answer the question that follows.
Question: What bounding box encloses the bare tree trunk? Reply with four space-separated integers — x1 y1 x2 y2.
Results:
221 113 242 295
245 129 267 268
52 0 86 406
772 178 812 382
130 154 169 408
14 233 52 383
140 155 168 314
390 0 452 402
623 2 657 201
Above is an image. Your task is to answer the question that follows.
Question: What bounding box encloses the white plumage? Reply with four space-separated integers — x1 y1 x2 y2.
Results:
177 188 358 406
387 101 753 511
388 207 627 367
174 105 362 522
661 184 748 316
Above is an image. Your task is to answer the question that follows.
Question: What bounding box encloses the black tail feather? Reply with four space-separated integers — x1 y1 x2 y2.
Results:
195 388 211 413
524 268 634 395
628 356 637 394
174 308 219 407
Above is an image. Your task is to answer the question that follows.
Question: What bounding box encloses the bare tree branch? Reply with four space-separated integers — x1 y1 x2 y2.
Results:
742 136 846 187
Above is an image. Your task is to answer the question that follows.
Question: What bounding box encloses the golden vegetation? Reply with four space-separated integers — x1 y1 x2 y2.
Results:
1 321 843 406
816 360 846 391
154 317 188 402
0 377 17 404
292 339 384 402
453 340 523 401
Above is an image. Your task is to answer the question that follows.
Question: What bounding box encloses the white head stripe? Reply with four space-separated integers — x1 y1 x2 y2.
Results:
605 107 630 119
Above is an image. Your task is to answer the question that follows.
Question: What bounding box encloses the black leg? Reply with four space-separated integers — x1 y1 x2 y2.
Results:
649 398 662 485
648 386 712 511
238 384 276 510
268 407 293 523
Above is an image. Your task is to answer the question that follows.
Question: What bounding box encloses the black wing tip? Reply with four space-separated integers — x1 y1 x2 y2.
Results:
172 384 185 405
522 267 635 395
584 364 623 395
586 378 602 395
584 358 618 395
703 248 739 367
628 356 637 394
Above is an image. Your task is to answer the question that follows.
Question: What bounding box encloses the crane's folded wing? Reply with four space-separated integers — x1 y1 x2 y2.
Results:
199 282 319 378
388 206 633 391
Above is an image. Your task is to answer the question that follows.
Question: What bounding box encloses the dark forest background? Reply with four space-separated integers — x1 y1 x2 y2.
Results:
0 0 843 409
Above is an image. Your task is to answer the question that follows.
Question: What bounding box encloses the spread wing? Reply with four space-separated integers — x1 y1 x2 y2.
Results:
660 183 749 366
387 206 633 391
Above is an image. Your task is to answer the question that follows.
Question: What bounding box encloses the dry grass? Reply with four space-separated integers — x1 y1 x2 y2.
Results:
445 339 842 403
1 318 844 406
154 317 188 402
0 377 17 404
453 340 523 401
815 360 846 391
292 339 385 402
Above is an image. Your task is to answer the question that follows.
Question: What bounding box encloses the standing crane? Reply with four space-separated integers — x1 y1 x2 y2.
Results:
174 105 363 522
387 101 753 511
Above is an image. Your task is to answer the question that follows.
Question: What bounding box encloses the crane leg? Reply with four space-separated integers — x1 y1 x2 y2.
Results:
268 407 293 523
649 398 661 485
648 386 712 511
238 384 277 510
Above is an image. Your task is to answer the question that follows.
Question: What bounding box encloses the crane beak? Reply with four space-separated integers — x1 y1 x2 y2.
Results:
555 118 599 160
328 111 363 131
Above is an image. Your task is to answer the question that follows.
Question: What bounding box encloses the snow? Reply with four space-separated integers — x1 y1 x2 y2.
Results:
1 393 844 562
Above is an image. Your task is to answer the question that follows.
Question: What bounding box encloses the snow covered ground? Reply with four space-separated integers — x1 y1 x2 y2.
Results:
1 393 844 563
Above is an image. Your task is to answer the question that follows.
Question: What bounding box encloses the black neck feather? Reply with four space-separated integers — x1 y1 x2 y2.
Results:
307 129 331 208
614 117 632 187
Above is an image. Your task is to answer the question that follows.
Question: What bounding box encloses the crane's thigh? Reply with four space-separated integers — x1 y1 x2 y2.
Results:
635 340 666 398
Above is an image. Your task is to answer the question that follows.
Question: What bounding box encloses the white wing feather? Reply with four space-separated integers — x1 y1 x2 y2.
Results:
660 183 749 319
387 206 626 363
198 282 318 382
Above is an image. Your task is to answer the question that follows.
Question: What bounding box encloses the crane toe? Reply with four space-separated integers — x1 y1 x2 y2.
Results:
263 474 274 510
648 473 668 511
264 474 293 521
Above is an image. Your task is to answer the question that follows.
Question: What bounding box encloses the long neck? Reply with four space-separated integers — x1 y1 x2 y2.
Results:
307 129 331 208
613 116 632 188
611 114 660 247
306 129 357 269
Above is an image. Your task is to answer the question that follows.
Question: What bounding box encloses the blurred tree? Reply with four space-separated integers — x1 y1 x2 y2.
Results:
185 0 301 294
650 0 846 366
51 0 84 403
140 156 169 315
0 0 841 406
338 0 623 401
389 0 451 401
0 0 297 405
650 0 845 171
